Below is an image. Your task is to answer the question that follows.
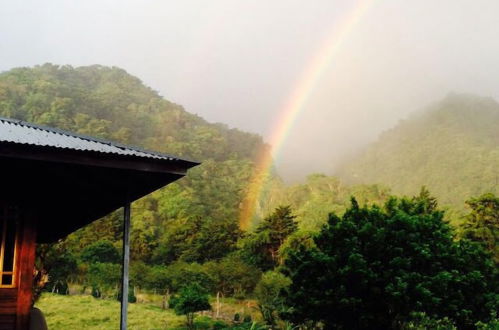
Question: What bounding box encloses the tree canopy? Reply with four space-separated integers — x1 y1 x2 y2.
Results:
281 194 499 329
460 193 499 263
169 283 211 329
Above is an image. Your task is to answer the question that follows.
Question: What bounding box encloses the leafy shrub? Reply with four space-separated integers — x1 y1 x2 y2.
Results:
254 271 291 327
87 262 121 298
401 312 457 330
81 240 120 264
169 283 211 329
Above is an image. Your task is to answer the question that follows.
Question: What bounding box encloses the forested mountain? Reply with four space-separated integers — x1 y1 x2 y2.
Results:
337 94 499 219
0 64 388 261
0 63 270 262
2 65 497 328
259 174 391 232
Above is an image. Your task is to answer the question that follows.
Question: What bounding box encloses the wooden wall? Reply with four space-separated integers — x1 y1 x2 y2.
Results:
0 208 36 330
0 288 16 330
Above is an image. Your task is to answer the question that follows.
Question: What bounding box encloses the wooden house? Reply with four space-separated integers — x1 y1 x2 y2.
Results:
0 117 198 329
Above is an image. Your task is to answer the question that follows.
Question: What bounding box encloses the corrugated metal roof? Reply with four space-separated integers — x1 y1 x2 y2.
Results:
0 117 187 162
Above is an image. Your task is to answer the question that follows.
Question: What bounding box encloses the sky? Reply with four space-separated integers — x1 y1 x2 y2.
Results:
1 0 498 180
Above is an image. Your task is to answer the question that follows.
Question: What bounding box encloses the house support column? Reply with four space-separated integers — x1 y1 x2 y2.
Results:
120 203 131 330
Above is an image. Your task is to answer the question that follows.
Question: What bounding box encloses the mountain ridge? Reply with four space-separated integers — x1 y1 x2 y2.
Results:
336 93 499 216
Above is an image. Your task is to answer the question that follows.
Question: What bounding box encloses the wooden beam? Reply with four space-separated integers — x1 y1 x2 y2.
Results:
15 214 36 330
120 203 131 330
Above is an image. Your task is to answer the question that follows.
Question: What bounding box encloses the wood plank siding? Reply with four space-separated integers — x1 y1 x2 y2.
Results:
0 289 16 329
0 205 36 330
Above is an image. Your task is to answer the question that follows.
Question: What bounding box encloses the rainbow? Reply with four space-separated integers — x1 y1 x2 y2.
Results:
239 0 376 229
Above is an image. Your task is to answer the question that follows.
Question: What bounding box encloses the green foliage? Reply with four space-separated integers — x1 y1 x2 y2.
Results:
129 261 151 290
9 65 498 329
117 285 137 304
87 263 121 298
36 243 78 294
128 288 137 303
281 194 499 329
338 94 499 220
241 206 297 271
165 262 213 293
401 312 457 330
460 193 499 263
254 271 291 327
475 313 499 330
193 316 229 329
169 283 211 329
130 261 214 294
115 258 261 298
0 63 269 271
261 174 391 232
144 266 171 293
81 240 120 264
203 254 261 297
229 321 267 330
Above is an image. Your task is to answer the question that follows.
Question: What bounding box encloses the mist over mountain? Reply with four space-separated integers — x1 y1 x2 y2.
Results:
2 64 496 223
0 64 275 261
337 93 499 214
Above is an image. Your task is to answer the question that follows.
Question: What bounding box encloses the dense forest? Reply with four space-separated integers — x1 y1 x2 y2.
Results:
0 65 497 329
337 93 499 219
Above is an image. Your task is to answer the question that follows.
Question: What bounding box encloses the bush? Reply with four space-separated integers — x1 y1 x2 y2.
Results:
401 312 457 330
169 283 211 329
129 261 152 289
475 313 499 330
37 245 77 295
204 254 261 297
144 265 171 293
166 262 213 293
212 320 230 329
254 271 291 327
87 262 121 298
117 285 137 303
81 240 120 264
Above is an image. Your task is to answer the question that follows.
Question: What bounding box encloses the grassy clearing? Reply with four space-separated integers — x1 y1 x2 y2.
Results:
36 293 185 329
36 293 260 329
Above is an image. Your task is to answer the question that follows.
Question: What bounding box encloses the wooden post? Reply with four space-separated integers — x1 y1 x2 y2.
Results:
216 291 220 318
15 215 37 330
120 203 131 330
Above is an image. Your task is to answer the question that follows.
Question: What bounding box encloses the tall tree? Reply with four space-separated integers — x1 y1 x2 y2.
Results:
281 196 498 329
460 193 499 263
241 206 298 271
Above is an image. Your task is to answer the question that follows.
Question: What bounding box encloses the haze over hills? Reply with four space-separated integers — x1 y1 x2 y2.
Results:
0 64 274 261
2 64 498 328
337 93 499 215
1 64 497 227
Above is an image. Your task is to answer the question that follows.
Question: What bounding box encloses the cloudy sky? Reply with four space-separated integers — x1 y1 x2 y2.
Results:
1 0 498 180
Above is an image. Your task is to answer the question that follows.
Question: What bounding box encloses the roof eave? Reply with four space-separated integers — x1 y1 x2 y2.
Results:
0 141 199 176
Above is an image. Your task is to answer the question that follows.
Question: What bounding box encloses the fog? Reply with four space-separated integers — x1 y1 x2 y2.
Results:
1 0 498 181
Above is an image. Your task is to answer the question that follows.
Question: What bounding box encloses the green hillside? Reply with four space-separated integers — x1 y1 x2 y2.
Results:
337 93 499 218
2 65 497 329
0 63 270 262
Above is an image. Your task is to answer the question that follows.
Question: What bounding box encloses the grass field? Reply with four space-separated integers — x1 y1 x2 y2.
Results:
37 293 189 329
36 293 259 329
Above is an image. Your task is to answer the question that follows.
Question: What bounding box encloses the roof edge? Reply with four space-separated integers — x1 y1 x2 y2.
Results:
0 116 200 165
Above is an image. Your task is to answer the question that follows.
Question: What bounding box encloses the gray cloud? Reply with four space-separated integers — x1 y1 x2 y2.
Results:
1 0 498 180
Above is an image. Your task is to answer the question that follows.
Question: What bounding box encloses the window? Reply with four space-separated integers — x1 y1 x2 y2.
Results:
0 205 19 288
